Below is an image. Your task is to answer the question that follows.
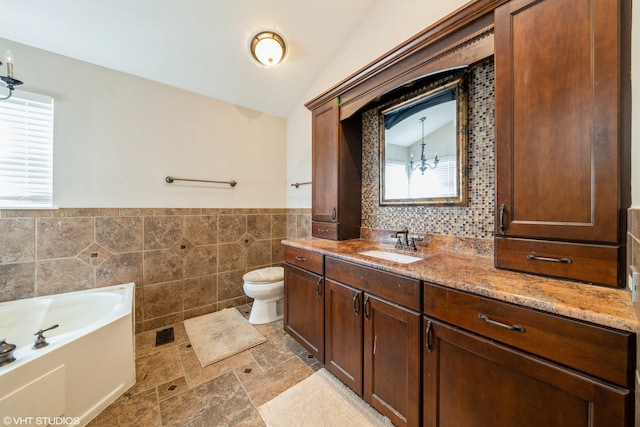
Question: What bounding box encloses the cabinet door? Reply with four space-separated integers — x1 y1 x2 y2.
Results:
311 98 340 223
423 317 630 427
324 279 363 395
494 0 621 243
364 294 421 427
283 264 324 363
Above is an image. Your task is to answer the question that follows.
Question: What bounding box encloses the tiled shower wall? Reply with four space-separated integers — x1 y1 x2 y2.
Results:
0 208 311 332
361 58 495 239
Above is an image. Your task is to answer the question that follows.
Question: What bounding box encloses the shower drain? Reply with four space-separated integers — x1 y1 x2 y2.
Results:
155 327 175 346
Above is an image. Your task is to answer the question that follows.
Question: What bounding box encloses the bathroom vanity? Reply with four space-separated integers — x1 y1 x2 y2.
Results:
290 0 635 425
282 238 637 427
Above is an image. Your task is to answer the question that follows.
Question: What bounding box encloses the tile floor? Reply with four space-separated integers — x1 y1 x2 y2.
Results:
88 304 322 427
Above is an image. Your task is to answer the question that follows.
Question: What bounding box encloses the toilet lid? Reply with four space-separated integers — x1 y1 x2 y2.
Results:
243 266 284 284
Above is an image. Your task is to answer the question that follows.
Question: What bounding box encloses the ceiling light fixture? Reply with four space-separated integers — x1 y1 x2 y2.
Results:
0 50 24 100
250 31 287 67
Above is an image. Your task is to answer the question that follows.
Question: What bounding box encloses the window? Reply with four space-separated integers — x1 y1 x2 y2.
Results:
0 91 54 208
408 155 457 199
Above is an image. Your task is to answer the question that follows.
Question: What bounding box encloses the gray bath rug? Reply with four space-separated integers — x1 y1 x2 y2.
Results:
258 368 393 427
184 308 266 367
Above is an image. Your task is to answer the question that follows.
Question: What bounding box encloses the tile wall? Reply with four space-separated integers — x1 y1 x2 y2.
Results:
0 208 311 332
361 58 495 239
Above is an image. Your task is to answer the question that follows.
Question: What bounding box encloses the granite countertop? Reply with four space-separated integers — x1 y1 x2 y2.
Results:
282 237 639 333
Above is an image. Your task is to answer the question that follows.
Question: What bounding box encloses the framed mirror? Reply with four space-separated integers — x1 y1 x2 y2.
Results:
379 75 468 206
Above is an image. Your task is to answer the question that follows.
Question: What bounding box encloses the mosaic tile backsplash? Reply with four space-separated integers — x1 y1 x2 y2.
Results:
0 208 311 332
361 58 495 238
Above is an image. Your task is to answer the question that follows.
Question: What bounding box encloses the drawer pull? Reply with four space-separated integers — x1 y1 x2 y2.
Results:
317 228 329 233
294 256 307 262
526 254 572 264
426 321 433 353
478 314 525 333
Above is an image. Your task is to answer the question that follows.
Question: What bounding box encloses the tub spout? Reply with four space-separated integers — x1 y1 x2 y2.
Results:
33 324 59 350
0 339 17 366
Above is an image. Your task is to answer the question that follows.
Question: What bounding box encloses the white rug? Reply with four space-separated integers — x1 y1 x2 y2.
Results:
183 308 266 367
258 368 393 427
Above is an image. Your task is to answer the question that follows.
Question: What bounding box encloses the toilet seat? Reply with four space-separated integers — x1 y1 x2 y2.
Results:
243 267 284 324
243 266 283 284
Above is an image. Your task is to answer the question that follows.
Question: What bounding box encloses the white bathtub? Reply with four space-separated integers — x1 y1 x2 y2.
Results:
0 283 135 426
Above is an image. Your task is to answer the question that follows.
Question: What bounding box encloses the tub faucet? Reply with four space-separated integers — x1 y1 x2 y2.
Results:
0 339 16 366
33 324 59 350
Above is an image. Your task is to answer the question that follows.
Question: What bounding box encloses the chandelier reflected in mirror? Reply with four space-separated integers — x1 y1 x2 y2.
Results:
409 116 439 174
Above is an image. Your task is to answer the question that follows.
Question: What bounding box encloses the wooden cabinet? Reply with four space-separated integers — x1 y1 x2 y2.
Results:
494 0 629 287
324 279 363 394
423 283 634 427
325 257 421 427
283 247 325 363
364 294 421 427
310 98 362 240
423 318 630 427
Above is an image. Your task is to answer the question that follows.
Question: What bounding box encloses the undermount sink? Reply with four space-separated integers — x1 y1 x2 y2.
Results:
358 250 422 264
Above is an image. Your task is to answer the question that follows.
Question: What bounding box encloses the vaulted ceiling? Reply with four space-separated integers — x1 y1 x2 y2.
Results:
0 0 378 117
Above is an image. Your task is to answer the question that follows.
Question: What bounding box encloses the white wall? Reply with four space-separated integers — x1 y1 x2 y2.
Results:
1 38 287 208
286 0 640 208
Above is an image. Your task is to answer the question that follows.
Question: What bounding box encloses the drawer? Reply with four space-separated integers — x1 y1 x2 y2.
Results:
312 221 339 240
326 257 421 311
424 283 634 388
284 246 324 275
495 237 621 287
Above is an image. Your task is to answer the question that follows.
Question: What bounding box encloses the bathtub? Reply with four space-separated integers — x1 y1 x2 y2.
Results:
0 283 135 426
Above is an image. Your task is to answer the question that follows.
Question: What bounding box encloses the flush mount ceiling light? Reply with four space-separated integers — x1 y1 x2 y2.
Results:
250 31 287 67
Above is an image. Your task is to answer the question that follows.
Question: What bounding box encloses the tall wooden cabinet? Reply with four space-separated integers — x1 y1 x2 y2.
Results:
494 0 630 287
309 98 362 240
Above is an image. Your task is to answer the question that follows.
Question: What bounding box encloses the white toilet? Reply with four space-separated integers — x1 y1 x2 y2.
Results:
243 266 285 324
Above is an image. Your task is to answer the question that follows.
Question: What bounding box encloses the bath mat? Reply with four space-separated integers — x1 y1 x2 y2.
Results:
258 368 393 427
183 308 266 367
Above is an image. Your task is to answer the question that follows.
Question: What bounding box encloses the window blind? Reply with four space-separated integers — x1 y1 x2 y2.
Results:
0 90 54 208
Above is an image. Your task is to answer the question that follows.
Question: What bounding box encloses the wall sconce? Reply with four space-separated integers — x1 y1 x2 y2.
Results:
250 31 287 67
0 50 24 100
409 117 439 174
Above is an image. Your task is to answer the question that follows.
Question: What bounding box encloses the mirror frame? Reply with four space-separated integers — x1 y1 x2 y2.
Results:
378 75 468 206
